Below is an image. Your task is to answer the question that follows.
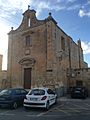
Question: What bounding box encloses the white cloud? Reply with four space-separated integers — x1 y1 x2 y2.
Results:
87 0 90 4
0 0 30 17
31 1 50 16
0 20 9 70
81 41 90 54
30 0 66 16
67 0 77 3
67 4 80 10
28 0 81 16
0 22 9 51
79 9 90 17
78 9 86 17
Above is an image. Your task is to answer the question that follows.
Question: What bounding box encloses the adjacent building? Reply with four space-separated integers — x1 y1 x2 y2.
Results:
0 55 7 88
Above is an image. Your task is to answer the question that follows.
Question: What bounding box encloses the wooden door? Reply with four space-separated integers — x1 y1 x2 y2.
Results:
24 68 31 89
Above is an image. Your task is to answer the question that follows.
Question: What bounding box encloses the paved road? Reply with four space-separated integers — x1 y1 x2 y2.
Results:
0 97 90 120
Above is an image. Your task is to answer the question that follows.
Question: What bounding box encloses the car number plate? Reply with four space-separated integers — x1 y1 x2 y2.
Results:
30 98 37 101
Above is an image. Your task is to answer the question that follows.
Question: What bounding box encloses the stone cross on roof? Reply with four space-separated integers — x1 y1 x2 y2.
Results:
28 5 30 10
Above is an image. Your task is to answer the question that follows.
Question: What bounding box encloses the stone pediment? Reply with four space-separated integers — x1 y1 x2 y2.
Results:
19 57 36 66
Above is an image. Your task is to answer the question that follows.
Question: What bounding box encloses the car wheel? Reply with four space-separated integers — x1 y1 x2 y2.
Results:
46 101 50 110
12 102 18 109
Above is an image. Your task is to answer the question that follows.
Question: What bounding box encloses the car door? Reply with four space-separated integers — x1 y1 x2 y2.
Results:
13 89 27 105
47 89 56 105
14 89 22 104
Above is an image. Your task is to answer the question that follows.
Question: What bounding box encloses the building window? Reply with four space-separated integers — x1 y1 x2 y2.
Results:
61 36 65 51
26 35 31 46
28 18 30 27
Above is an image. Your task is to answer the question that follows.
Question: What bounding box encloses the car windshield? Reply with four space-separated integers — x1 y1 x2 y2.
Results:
29 89 45 95
0 89 12 95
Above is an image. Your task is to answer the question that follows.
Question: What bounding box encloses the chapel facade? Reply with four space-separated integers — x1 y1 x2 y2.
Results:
7 7 88 94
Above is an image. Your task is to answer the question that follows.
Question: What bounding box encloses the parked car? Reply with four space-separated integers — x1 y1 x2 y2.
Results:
23 87 57 110
0 88 28 109
0 89 3 92
70 86 88 99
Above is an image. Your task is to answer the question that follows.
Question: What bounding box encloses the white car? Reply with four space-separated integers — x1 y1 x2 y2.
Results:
23 87 57 110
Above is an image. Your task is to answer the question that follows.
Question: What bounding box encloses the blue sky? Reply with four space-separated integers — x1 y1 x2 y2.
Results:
0 0 90 69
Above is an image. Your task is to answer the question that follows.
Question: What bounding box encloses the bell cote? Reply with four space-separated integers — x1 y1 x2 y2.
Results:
22 6 36 28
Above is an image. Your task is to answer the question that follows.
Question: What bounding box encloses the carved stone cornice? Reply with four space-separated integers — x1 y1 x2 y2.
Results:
19 57 36 66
